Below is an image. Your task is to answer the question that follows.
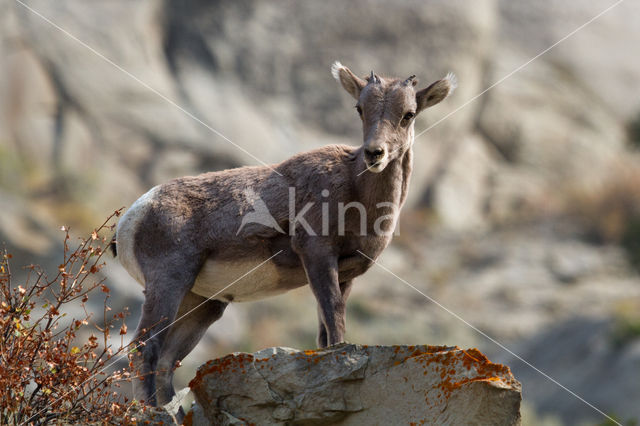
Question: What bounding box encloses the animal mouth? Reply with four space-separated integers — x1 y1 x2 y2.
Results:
365 160 385 173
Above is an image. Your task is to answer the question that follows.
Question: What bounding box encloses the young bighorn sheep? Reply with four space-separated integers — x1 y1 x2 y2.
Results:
112 62 455 411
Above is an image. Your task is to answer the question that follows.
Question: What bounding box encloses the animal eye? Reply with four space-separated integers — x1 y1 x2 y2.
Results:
355 105 363 116
402 112 415 122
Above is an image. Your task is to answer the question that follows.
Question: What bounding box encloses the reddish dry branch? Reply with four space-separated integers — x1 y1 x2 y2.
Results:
0 209 139 424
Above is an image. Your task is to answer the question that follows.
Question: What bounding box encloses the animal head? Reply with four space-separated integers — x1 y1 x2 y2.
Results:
331 61 456 173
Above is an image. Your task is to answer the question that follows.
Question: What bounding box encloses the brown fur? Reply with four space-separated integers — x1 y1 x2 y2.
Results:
113 63 455 414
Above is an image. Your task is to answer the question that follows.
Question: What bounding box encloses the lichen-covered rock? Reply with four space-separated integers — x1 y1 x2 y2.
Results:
188 344 521 425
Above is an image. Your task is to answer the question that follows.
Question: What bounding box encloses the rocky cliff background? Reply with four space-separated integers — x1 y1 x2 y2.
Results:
1 0 640 424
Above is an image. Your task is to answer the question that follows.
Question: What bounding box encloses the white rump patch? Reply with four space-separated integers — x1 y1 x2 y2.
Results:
331 60 344 81
115 185 160 286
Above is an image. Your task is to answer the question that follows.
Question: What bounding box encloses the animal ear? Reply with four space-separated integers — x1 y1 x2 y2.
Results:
331 61 367 100
416 72 457 114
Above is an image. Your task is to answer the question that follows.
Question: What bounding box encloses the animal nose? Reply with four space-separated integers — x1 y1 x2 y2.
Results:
366 147 385 159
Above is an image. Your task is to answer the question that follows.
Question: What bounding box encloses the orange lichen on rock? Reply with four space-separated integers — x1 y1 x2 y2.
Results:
401 345 453 361
403 347 516 402
189 352 255 389
182 409 193 426
188 345 520 424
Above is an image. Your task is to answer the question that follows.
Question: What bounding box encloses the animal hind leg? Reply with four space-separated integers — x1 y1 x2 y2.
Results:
130 270 198 406
155 293 228 414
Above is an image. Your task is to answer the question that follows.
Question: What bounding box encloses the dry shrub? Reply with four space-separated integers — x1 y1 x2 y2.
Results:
628 110 640 150
562 162 640 268
0 209 140 424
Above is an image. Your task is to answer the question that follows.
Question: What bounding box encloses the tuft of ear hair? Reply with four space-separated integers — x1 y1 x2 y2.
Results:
331 61 344 81
331 60 368 100
444 72 458 93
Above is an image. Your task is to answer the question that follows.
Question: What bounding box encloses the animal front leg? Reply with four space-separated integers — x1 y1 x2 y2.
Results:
301 254 345 346
316 279 354 347
316 306 328 348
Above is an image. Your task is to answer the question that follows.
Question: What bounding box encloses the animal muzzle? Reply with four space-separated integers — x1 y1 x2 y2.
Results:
364 146 387 172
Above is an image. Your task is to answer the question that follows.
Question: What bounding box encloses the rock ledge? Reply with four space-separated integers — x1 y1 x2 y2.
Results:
188 344 521 425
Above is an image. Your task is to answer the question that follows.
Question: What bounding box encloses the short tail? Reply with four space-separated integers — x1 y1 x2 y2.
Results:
109 234 117 257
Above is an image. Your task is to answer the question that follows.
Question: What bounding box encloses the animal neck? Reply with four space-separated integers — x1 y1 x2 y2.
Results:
354 145 413 210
